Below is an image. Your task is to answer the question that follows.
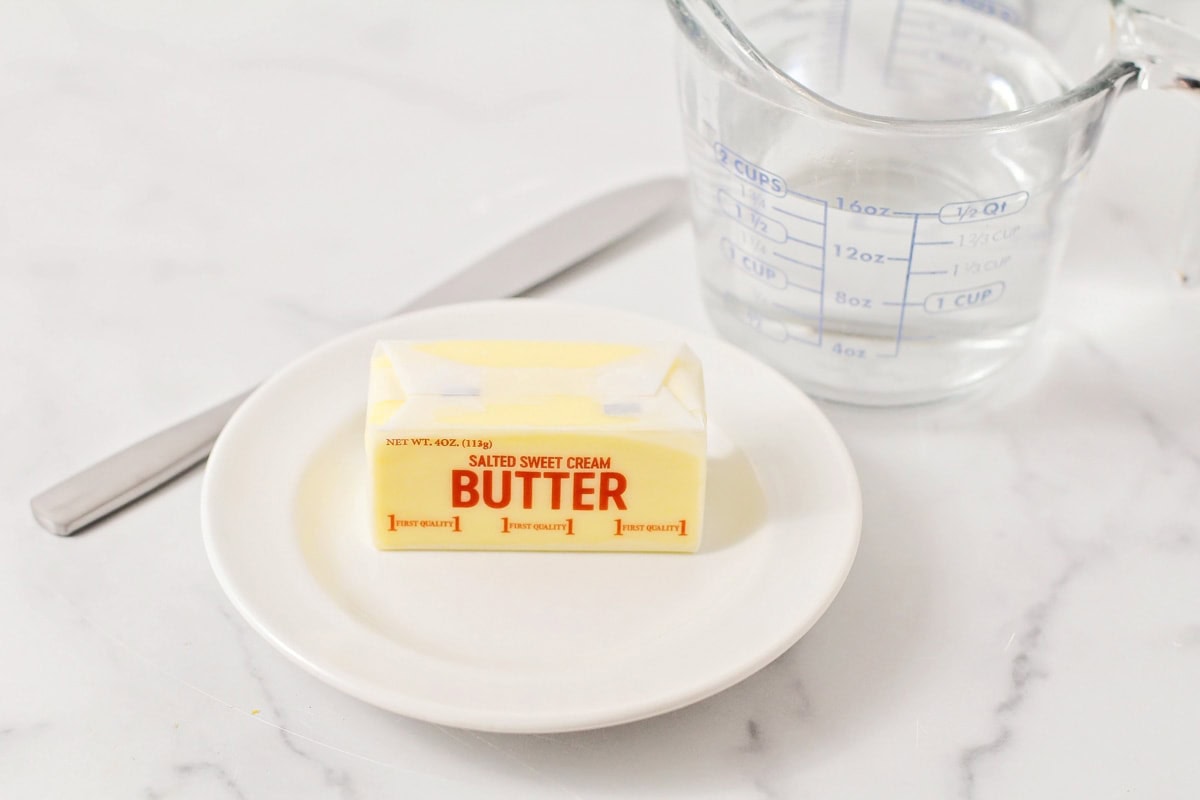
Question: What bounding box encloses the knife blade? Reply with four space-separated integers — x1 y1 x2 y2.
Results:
31 175 682 536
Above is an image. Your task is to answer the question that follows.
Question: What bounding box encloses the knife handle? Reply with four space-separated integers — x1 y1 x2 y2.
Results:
31 392 250 535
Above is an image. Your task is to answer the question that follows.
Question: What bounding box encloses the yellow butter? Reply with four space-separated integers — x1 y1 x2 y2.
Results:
364 340 707 552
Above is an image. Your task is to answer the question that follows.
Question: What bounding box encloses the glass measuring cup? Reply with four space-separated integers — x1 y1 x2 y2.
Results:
667 0 1200 405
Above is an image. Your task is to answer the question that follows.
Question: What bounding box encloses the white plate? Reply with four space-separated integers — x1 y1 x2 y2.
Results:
201 300 861 733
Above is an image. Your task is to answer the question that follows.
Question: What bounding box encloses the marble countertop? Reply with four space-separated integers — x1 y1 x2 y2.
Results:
4 2 1199 797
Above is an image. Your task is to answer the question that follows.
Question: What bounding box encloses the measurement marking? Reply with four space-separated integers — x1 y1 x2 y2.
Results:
882 301 923 307
939 191 1029 224
915 240 954 246
886 256 909 262
790 283 823 294
721 239 796 289
787 236 824 249
911 269 949 275
893 213 921 356
818 197 829 345
718 189 788 242
785 188 828 204
771 206 825 226
889 210 938 217
773 251 823 271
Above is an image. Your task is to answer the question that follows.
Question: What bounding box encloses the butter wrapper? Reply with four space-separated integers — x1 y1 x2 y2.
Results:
365 340 706 552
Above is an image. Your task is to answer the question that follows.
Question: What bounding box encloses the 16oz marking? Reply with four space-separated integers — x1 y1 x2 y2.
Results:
834 198 891 216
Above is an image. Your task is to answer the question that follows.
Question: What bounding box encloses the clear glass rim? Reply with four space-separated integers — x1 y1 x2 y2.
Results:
685 0 1143 132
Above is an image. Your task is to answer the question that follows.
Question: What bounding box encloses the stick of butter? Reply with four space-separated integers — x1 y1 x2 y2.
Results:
365 340 707 552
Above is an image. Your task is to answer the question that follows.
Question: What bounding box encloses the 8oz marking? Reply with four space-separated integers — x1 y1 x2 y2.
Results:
834 291 872 308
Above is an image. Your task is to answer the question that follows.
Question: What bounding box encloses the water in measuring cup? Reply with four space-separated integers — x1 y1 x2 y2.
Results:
684 0 1082 404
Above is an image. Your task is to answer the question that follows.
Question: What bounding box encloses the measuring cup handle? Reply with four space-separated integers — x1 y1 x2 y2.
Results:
1123 8 1200 91
1122 8 1200 285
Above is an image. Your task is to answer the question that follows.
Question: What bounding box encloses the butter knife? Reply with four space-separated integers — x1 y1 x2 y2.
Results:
31 176 681 536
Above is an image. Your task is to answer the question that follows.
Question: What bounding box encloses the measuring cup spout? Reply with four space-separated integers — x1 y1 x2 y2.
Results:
1119 6 1200 285
1120 6 1200 92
